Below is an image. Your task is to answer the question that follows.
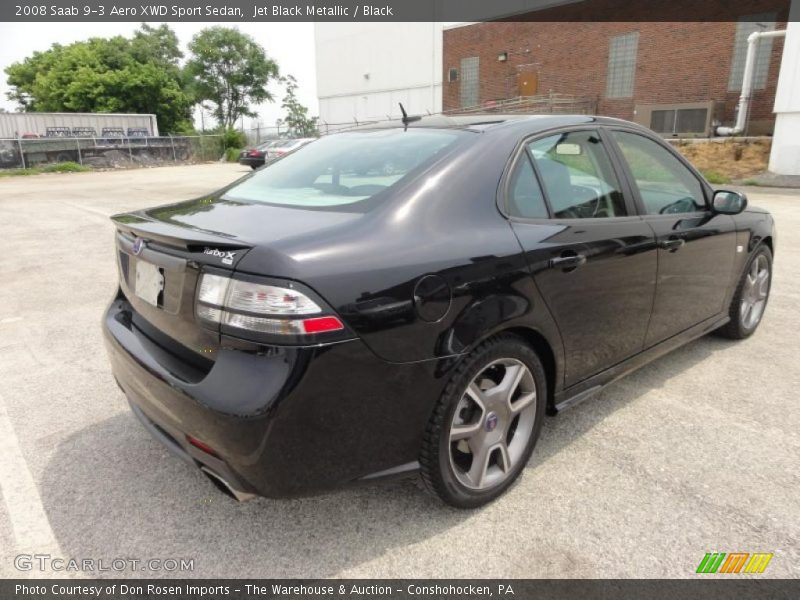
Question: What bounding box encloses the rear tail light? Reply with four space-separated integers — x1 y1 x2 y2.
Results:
196 272 347 342
247 149 260 157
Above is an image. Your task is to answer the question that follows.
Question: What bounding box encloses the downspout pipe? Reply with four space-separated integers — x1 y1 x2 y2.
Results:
717 29 786 136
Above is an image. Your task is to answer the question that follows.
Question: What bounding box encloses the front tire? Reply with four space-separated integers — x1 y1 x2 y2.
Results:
420 335 546 508
717 245 772 339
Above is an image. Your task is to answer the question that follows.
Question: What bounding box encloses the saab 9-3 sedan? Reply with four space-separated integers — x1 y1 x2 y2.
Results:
104 114 774 507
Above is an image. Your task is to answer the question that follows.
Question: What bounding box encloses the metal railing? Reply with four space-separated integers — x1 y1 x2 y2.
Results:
445 93 598 116
0 134 226 170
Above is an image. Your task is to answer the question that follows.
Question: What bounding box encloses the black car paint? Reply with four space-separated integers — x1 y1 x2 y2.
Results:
104 115 775 498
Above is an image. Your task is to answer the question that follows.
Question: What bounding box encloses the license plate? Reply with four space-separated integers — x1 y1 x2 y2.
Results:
135 260 164 307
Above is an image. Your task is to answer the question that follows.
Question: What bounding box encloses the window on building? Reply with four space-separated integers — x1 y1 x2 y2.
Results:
728 14 777 91
460 57 479 109
606 32 639 99
448 68 459 83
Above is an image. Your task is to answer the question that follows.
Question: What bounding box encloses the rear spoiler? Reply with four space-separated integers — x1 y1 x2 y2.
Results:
111 212 251 251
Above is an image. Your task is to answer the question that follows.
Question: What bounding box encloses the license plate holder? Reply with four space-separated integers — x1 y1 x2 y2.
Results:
135 260 164 307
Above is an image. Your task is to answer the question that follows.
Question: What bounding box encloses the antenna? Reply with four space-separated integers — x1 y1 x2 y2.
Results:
399 103 422 130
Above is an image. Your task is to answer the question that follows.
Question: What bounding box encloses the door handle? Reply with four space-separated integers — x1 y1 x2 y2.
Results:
549 254 587 270
659 238 685 251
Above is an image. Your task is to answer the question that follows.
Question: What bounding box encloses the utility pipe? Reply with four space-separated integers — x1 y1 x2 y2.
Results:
717 29 786 136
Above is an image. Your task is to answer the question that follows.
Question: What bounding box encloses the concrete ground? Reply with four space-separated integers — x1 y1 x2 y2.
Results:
0 164 798 579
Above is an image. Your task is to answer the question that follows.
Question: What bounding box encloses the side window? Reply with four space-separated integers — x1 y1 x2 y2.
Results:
528 130 627 219
612 131 706 215
507 155 548 219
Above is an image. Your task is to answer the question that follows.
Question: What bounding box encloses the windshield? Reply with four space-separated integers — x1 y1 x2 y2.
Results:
223 129 464 208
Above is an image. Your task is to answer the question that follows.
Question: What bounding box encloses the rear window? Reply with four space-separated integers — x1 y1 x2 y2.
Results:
223 129 464 208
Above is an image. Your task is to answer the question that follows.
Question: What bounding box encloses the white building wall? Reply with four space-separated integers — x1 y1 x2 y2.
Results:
314 23 443 131
769 0 800 175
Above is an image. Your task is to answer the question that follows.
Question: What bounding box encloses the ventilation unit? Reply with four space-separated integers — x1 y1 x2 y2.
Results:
634 101 725 138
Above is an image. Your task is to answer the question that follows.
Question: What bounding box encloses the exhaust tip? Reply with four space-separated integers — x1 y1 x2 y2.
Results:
200 466 256 502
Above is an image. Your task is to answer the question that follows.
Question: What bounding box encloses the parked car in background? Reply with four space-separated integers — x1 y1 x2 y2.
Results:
238 140 280 169
105 115 774 508
238 138 316 169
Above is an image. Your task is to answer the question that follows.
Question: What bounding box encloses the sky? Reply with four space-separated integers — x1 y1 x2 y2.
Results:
0 22 319 131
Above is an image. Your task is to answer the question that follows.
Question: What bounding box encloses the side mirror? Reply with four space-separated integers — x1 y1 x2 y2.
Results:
712 190 747 215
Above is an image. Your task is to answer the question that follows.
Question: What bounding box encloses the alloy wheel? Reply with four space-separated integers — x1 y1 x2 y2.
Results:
448 358 537 490
740 254 770 330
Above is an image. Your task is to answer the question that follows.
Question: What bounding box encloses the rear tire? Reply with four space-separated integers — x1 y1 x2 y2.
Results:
420 334 546 508
717 245 772 339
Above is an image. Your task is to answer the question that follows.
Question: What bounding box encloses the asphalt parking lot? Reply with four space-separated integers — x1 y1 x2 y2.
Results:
0 163 798 578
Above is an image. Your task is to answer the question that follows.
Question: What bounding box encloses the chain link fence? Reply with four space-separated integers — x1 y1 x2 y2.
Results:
0 134 226 170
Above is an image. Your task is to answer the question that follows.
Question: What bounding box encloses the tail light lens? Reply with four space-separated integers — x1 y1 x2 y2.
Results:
196 272 347 343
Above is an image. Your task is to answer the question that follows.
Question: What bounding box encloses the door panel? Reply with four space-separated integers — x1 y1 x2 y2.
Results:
607 129 737 345
506 129 657 387
643 214 737 346
512 220 657 386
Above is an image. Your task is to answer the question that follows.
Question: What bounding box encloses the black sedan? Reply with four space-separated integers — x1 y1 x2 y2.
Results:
104 115 774 507
237 141 277 169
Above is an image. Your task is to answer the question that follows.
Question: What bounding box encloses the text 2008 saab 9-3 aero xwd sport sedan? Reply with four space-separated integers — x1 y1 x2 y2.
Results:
103 114 775 508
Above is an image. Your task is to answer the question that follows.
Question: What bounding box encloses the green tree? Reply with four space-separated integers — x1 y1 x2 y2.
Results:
280 75 318 137
4 25 192 133
185 27 279 130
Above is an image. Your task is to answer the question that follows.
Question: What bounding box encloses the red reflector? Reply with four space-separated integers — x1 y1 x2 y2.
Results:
186 435 219 458
302 316 344 334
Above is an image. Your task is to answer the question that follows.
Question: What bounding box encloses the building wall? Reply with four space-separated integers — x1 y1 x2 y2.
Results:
769 1 800 174
315 23 443 131
443 0 789 135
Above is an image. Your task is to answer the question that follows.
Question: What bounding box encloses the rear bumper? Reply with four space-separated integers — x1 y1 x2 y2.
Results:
238 156 264 168
103 293 450 498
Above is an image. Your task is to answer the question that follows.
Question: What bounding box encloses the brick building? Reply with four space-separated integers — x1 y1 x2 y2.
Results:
443 0 790 136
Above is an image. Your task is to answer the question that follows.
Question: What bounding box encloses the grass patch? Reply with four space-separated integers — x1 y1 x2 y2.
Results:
700 170 730 184
0 161 90 178
741 179 760 186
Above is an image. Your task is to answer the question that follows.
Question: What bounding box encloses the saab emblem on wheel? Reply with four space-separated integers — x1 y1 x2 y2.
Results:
485 412 499 432
132 237 145 255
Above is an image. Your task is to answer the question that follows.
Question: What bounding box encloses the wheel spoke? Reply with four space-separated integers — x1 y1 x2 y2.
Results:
450 421 482 442
491 363 526 403
495 442 512 473
510 391 536 414
756 269 769 299
465 383 487 411
467 441 491 488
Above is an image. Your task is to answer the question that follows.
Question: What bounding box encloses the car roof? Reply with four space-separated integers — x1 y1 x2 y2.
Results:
338 114 639 134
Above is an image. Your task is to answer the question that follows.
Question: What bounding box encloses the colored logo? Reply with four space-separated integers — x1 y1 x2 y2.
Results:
132 237 145 255
696 552 773 574
485 412 498 432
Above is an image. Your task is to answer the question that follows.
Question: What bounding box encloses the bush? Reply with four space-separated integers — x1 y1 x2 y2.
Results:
221 128 247 150
224 147 242 162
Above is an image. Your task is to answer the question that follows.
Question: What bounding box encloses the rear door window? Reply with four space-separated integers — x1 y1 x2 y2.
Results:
527 131 627 219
